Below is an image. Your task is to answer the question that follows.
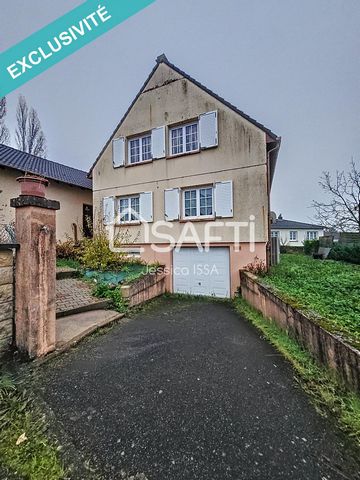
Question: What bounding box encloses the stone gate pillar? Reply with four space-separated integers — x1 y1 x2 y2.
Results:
11 193 60 358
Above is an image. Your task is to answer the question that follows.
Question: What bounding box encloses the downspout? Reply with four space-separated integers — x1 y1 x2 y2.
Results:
266 140 281 269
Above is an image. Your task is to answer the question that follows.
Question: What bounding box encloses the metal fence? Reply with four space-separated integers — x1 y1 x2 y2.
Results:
270 236 280 266
0 223 16 244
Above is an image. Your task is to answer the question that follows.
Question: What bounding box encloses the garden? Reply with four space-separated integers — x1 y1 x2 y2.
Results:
260 253 360 348
56 225 156 313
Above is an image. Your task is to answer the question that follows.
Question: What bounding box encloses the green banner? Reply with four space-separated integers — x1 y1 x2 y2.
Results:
0 0 155 98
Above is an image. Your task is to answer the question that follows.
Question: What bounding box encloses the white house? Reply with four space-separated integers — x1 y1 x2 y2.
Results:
271 214 324 247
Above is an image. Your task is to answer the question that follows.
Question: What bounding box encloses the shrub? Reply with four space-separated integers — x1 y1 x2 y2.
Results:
328 243 360 265
80 232 125 271
303 239 319 255
244 256 267 276
92 283 127 313
56 239 83 260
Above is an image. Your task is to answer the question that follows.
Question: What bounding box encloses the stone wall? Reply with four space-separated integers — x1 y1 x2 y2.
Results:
0 249 14 356
121 271 166 307
240 271 360 394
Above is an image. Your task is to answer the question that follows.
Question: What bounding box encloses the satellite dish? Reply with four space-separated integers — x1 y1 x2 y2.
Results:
270 211 277 223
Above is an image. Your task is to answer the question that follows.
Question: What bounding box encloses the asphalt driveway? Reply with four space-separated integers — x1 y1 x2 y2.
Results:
37 298 359 480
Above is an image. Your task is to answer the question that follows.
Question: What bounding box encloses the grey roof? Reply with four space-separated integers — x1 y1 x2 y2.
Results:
271 218 324 230
0 144 92 190
89 54 280 176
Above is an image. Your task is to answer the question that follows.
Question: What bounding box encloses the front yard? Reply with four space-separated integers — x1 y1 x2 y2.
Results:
261 254 360 348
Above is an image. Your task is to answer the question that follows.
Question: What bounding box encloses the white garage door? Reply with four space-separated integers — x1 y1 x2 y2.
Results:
173 247 230 298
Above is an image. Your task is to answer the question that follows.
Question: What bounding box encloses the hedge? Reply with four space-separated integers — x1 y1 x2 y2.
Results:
328 243 360 265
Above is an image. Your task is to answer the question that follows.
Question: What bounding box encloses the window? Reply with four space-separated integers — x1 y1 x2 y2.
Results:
118 195 140 223
289 231 298 241
183 186 213 218
129 135 152 164
306 231 318 240
170 122 199 156
271 231 279 238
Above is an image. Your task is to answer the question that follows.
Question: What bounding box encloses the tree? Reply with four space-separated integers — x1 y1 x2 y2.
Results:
0 97 10 145
15 95 47 157
312 160 360 232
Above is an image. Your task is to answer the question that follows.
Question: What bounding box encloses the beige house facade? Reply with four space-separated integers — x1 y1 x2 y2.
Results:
0 145 92 241
90 55 280 297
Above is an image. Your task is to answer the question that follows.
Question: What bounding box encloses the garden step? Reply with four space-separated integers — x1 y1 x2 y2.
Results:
56 278 111 318
56 267 79 280
56 309 125 351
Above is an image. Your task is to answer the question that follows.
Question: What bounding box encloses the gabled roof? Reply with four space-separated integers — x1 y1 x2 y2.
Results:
271 218 324 230
89 54 280 176
0 144 92 190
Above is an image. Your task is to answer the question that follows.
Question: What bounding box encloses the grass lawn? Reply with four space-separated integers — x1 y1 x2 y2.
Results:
0 374 65 480
261 254 360 348
56 258 81 270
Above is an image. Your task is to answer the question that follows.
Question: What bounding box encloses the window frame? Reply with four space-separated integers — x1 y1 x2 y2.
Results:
117 195 141 224
128 134 152 165
169 121 200 157
306 231 318 241
271 231 280 238
289 230 298 242
181 185 214 220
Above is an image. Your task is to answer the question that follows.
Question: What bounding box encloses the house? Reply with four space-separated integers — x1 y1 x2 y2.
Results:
270 214 324 246
89 54 281 297
0 144 92 241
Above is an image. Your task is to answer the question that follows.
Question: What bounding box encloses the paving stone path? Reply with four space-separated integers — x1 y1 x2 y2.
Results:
56 278 109 317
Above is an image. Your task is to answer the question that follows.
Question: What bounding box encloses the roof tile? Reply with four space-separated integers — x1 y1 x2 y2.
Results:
0 144 92 190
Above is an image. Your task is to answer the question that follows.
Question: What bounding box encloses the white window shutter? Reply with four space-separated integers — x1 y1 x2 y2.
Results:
103 196 115 225
140 192 153 222
113 137 125 167
151 126 166 159
215 181 233 218
164 188 180 221
199 111 218 149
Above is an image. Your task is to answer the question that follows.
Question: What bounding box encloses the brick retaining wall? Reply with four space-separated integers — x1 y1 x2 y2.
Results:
0 249 14 356
121 271 166 307
240 271 360 393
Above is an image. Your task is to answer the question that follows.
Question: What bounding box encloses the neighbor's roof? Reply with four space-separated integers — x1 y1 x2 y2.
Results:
0 144 92 190
89 54 280 176
271 218 324 230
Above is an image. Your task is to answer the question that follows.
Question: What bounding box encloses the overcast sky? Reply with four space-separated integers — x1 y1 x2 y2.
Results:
1 0 359 221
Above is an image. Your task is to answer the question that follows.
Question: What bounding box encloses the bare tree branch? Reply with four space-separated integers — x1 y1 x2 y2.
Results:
15 95 29 152
0 97 10 145
312 161 360 232
15 95 47 158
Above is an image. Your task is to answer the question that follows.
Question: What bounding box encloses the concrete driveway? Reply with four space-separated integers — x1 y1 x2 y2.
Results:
37 298 359 480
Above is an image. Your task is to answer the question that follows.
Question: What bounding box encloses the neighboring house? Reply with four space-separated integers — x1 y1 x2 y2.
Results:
271 214 324 246
0 144 93 241
89 54 281 297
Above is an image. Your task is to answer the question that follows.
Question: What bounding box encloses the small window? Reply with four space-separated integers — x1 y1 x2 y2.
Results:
129 135 152 164
118 195 140 223
306 231 318 240
271 231 279 238
289 231 298 241
170 122 199 156
183 186 213 219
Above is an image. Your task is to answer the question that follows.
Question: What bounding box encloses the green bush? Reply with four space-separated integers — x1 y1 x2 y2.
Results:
80 232 126 271
92 283 127 313
303 239 319 255
328 243 360 265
